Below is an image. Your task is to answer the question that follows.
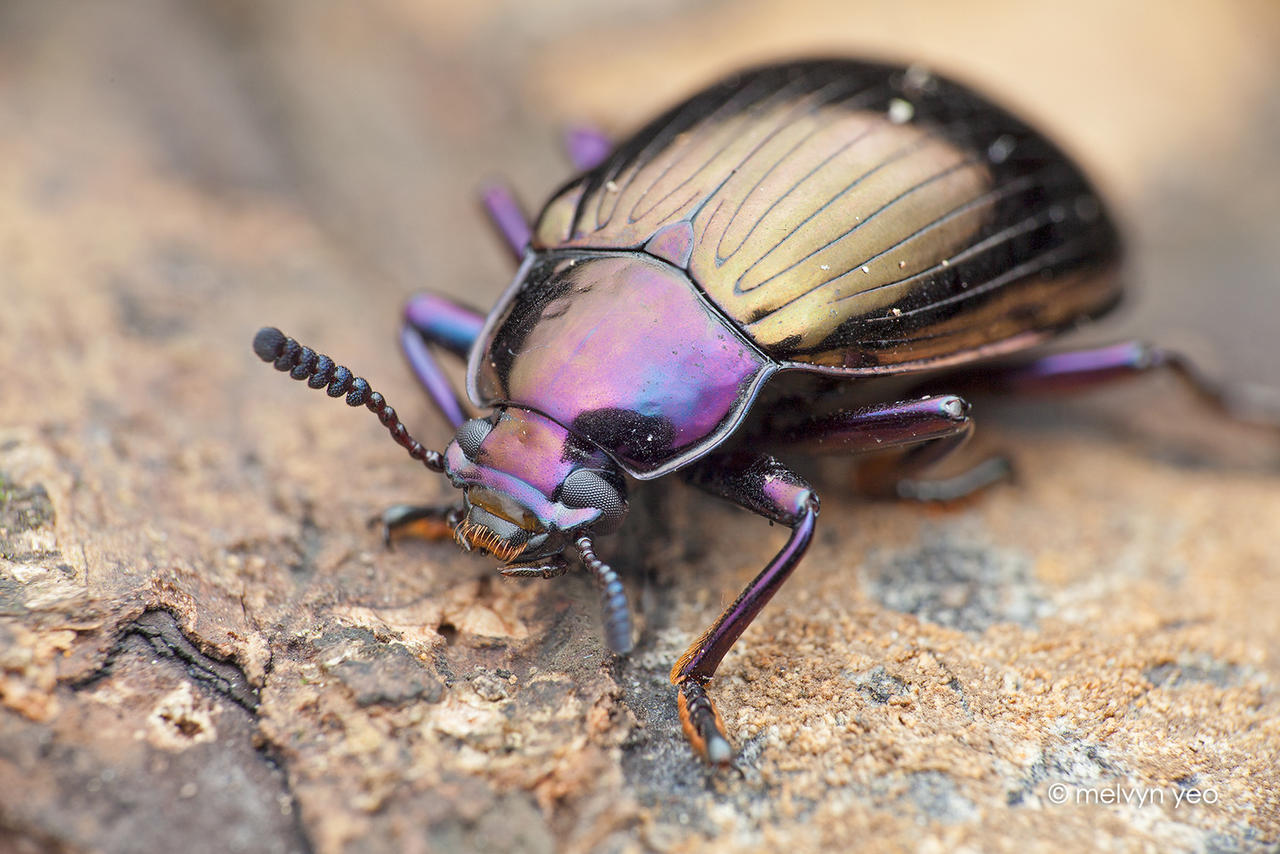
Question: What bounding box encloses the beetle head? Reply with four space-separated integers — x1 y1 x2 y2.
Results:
443 407 628 568
252 328 635 654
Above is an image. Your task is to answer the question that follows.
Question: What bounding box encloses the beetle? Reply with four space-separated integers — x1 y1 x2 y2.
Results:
253 59 1247 765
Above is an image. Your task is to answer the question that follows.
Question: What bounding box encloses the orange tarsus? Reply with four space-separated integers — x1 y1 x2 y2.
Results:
677 681 731 766
676 689 706 759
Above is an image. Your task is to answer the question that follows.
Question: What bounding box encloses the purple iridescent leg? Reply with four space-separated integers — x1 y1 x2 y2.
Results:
382 295 486 543
401 293 485 429
563 123 612 171
480 182 531 261
769 394 1010 502
945 341 1279 424
673 452 818 765
940 341 1181 396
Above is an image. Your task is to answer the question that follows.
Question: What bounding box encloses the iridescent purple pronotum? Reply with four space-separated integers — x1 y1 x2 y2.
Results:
253 60 1251 765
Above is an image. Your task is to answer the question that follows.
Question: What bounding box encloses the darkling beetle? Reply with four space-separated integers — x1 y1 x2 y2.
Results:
254 59 1267 765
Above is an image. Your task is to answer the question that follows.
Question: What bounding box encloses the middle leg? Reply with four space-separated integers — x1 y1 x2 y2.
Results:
764 393 1010 502
386 295 486 540
402 177 535 426
401 293 485 429
675 452 819 764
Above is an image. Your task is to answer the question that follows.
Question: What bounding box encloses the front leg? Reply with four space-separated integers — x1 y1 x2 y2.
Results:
400 293 485 429
377 502 464 547
389 294 486 535
675 452 819 764
398 180 534 427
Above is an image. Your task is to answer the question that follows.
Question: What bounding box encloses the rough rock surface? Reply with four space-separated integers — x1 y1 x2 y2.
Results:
2 2 1279 853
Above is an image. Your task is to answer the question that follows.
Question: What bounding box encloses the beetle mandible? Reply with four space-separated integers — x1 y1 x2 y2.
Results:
254 59 1246 765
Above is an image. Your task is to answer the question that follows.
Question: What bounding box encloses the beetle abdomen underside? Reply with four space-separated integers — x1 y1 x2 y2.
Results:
533 60 1121 372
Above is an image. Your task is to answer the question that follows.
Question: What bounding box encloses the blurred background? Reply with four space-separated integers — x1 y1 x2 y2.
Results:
2 2 1278 852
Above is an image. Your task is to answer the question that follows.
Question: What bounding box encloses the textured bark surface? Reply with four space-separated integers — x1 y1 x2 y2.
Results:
2 2 1279 852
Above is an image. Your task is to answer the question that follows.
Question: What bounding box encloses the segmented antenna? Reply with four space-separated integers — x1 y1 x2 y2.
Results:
252 327 445 473
575 534 633 655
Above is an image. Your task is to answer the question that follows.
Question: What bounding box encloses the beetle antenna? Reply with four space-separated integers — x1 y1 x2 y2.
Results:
252 326 445 473
575 534 633 655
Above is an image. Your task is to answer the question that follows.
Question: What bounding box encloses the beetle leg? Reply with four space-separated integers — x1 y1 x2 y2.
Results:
375 503 464 547
942 341 1280 425
764 394 1010 502
499 556 569 579
479 182 531 261
674 452 819 764
401 294 486 429
563 123 612 171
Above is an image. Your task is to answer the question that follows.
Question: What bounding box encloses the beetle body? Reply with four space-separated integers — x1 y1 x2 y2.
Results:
256 59 1184 766
472 60 1120 481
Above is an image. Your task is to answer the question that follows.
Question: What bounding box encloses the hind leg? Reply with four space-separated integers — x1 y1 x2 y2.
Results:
563 124 611 171
942 341 1279 424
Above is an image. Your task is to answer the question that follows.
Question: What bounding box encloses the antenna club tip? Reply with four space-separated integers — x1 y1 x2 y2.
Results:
253 327 286 362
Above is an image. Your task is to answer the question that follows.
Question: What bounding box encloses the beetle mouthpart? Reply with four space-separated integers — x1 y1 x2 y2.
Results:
454 517 525 563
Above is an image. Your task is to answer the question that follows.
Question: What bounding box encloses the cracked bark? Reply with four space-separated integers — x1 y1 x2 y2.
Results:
3 2 1280 853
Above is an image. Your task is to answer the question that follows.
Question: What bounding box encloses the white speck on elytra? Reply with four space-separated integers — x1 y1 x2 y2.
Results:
861 265 870 274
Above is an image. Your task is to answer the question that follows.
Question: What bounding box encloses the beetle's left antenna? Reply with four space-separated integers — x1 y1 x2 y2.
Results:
252 327 446 474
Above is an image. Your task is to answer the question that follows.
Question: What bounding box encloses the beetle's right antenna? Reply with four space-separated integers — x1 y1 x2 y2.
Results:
252 327 446 474
575 534 634 655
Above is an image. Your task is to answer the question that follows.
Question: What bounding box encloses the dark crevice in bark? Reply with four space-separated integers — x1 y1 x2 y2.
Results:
69 607 260 713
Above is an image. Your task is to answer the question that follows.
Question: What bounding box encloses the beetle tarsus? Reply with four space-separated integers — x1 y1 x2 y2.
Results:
499 558 569 579
892 455 1014 502
1155 348 1280 427
677 679 734 766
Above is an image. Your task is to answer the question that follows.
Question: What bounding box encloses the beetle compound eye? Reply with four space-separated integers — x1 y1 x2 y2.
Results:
454 417 494 459
560 469 627 529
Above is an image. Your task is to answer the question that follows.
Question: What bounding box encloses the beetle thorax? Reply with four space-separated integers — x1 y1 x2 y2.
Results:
442 406 627 565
